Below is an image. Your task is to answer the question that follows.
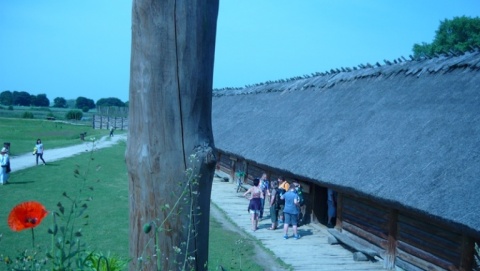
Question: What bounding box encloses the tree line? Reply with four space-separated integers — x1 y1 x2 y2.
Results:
413 16 480 57
0 90 128 112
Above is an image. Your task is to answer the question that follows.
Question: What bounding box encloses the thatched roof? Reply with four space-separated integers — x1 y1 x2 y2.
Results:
212 50 480 238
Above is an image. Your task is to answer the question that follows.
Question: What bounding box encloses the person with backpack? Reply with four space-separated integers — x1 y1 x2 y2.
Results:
292 180 305 225
281 186 300 240
258 173 269 219
267 180 279 230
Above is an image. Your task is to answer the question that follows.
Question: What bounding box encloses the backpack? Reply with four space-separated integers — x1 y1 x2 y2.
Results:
275 188 286 208
295 186 305 206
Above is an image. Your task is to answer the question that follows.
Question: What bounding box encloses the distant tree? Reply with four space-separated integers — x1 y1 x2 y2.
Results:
0 91 13 106
65 110 83 120
96 97 126 107
22 111 34 119
31 94 50 107
124 101 129 107
413 16 480 57
30 94 36 105
12 91 31 106
66 99 76 108
53 97 68 108
75 96 95 110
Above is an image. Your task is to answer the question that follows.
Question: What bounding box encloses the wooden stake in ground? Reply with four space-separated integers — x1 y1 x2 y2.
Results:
127 1 219 270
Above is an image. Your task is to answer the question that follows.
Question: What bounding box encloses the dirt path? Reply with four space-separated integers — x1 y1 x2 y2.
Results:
10 134 127 171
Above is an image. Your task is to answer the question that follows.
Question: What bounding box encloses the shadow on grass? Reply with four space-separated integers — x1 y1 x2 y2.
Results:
4 181 35 185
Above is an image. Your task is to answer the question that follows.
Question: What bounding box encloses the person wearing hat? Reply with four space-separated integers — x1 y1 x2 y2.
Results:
0 147 10 185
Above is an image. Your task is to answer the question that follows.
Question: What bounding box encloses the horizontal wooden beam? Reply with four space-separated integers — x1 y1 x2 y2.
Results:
327 228 381 259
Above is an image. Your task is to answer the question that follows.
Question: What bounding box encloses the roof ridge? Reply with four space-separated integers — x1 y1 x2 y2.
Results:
213 48 480 97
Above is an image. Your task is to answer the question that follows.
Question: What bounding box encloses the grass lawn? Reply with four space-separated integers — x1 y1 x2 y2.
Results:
0 117 117 155
0 105 98 122
0 133 264 270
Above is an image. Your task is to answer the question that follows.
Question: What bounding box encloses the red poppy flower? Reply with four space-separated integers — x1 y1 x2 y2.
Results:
8 201 48 231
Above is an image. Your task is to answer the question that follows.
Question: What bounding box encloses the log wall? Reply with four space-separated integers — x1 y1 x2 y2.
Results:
340 194 473 270
396 213 463 270
217 152 232 174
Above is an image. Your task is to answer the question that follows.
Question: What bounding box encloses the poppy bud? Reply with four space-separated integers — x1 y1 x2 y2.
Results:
143 223 152 234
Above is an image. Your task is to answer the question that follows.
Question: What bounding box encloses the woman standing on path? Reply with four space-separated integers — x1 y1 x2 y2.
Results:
244 178 264 231
35 139 46 166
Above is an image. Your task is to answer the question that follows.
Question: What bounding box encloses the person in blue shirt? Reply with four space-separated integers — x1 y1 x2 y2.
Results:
281 186 300 239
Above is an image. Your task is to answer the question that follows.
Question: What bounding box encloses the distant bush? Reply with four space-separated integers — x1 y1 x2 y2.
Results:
22 111 34 119
8 105 13 110
82 106 89 113
65 110 83 120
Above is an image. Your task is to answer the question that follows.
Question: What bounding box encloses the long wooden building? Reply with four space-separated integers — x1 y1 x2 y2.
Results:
211 50 480 270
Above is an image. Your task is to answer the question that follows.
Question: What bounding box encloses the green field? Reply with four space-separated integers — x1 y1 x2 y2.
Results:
0 119 266 270
0 105 96 122
0 117 111 155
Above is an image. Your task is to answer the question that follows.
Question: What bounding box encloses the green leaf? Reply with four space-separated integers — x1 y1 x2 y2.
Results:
48 225 58 235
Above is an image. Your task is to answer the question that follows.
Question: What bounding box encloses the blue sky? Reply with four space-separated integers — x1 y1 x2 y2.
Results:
1 1 479 102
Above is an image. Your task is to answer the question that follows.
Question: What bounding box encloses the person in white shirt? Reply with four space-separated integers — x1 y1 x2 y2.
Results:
0 147 10 184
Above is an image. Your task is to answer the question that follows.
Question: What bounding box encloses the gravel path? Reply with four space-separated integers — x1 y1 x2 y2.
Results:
9 134 127 171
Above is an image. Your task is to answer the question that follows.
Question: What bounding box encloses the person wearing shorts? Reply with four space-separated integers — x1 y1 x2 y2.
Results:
243 178 263 231
281 186 300 239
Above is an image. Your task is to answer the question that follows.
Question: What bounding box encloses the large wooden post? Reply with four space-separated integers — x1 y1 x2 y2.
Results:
127 1 219 270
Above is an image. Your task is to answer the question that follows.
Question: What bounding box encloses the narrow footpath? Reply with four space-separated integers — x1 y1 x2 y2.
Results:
9 134 127 171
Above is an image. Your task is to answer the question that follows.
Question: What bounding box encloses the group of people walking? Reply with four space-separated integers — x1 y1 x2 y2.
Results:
243 173 303 240
0 138 47 185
